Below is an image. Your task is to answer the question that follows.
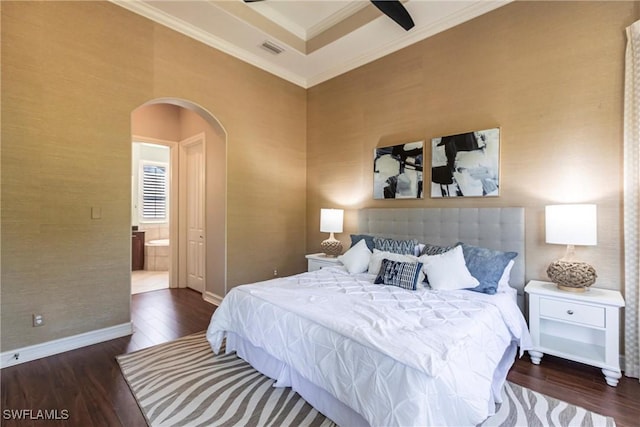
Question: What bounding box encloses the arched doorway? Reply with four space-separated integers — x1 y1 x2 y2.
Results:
130 98 227 303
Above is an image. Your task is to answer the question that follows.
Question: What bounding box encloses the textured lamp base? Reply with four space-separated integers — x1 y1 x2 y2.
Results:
321 238 343 257
547 260 597 292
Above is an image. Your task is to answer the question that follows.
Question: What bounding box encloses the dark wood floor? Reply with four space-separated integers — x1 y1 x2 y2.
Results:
1 288 639 427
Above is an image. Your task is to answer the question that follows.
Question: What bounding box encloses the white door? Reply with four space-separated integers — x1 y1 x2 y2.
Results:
184 139 205 292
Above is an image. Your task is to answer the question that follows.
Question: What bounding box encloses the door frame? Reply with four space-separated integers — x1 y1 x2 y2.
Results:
179 132 206 291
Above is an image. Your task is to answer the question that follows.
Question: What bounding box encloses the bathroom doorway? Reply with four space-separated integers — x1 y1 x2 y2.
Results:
131 141 173 294
130 99 227 303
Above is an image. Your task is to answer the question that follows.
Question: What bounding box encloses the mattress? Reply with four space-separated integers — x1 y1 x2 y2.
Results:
207 267 532 426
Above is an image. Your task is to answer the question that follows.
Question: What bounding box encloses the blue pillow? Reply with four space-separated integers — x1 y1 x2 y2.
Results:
374 259 423 291
457 242 517 295
373 237 418 255
350 234 375 252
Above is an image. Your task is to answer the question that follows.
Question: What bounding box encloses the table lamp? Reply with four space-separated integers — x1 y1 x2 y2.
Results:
320 208 344 257
545 204 597 292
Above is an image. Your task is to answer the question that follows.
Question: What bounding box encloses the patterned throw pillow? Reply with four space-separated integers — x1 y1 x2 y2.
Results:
373 237 418 255
419 243 453 256
374 259 423 291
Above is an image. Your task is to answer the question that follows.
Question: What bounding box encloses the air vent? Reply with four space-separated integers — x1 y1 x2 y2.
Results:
260 40 284 55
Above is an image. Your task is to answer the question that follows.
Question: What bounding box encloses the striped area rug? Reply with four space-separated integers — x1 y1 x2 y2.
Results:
481 382 615 427
117 333 616 427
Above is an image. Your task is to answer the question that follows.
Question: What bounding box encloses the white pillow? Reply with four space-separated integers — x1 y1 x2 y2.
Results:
419 245 479 290
497 260 515 293
368 249 419 275
337 239 372 274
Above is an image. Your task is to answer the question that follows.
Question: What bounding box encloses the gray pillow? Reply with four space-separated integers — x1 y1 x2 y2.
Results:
350 234 375 252
457 242 518 295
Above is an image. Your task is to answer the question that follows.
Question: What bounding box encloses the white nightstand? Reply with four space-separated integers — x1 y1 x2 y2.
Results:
305 253 342 272
525 280 625 386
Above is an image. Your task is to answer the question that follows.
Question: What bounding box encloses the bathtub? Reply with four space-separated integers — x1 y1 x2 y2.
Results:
146 239 169 246
145 239 170 271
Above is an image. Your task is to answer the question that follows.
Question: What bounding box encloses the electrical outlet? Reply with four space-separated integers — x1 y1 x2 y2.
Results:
273 269 278 277
33 314 44 327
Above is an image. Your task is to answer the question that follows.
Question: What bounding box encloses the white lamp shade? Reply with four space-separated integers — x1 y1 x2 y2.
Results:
545 204 597 246
320 209 343 233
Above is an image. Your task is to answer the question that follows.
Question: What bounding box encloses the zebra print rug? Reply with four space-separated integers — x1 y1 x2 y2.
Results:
116 333 615 427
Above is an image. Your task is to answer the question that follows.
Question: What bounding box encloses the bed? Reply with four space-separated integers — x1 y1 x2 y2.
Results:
207 207 532 426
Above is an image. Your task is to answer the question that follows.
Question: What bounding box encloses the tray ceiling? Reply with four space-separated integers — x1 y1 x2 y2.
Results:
112 0 511 88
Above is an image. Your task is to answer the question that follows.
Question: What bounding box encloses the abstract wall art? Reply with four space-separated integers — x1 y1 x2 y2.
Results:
430 128 500 198
373 141 424 199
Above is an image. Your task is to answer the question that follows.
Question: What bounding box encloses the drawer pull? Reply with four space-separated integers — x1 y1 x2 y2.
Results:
567 310 574 315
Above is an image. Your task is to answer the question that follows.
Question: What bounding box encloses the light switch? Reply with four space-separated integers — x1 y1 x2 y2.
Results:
91 206 102 219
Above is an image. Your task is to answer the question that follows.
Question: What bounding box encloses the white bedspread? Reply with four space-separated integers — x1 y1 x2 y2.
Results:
207 267 532 426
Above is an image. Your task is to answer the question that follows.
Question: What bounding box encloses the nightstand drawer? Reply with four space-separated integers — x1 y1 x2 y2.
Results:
539 297 605 328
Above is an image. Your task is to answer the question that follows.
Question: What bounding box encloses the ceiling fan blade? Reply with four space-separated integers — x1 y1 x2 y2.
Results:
371 0 415 31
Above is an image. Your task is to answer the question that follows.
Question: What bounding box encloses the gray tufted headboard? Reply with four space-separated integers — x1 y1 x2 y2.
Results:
358 207 525 310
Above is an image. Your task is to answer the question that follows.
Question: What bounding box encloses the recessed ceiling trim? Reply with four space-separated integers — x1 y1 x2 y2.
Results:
305 1 512 88
307 2 382 54
305 1 370 39
110 0 307 87
214 0 306 54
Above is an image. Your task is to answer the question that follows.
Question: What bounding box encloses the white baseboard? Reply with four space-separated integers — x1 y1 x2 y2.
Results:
203 291 223 306
0 322 133 369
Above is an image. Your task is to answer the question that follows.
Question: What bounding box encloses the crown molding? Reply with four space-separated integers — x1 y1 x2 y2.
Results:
110 0 307 87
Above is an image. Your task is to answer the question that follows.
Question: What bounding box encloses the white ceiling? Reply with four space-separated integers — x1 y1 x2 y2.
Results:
112 0 511 88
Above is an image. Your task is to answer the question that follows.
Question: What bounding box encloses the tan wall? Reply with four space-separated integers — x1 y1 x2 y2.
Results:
307 1 635 295
1 0 633 353
1 1 306 351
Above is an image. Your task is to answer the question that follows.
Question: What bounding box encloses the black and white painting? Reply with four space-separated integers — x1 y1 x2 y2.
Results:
431 128 500 198
373 141 424 199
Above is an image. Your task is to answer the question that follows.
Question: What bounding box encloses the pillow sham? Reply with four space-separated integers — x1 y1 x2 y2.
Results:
350 234 375 252
420 245 479 291
368 249 419 276
338 239 372 274
374 259 423 291
457 242 518 295
373 237 418 255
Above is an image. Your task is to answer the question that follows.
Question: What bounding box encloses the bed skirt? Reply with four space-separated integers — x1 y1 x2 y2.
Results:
226 332 519 427
226 332 369 427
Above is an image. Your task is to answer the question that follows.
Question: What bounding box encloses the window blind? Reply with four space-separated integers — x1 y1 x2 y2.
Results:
142 164 167 220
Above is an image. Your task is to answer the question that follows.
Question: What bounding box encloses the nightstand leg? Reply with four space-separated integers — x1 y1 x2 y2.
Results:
529 350 543 365
602 368 621 387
